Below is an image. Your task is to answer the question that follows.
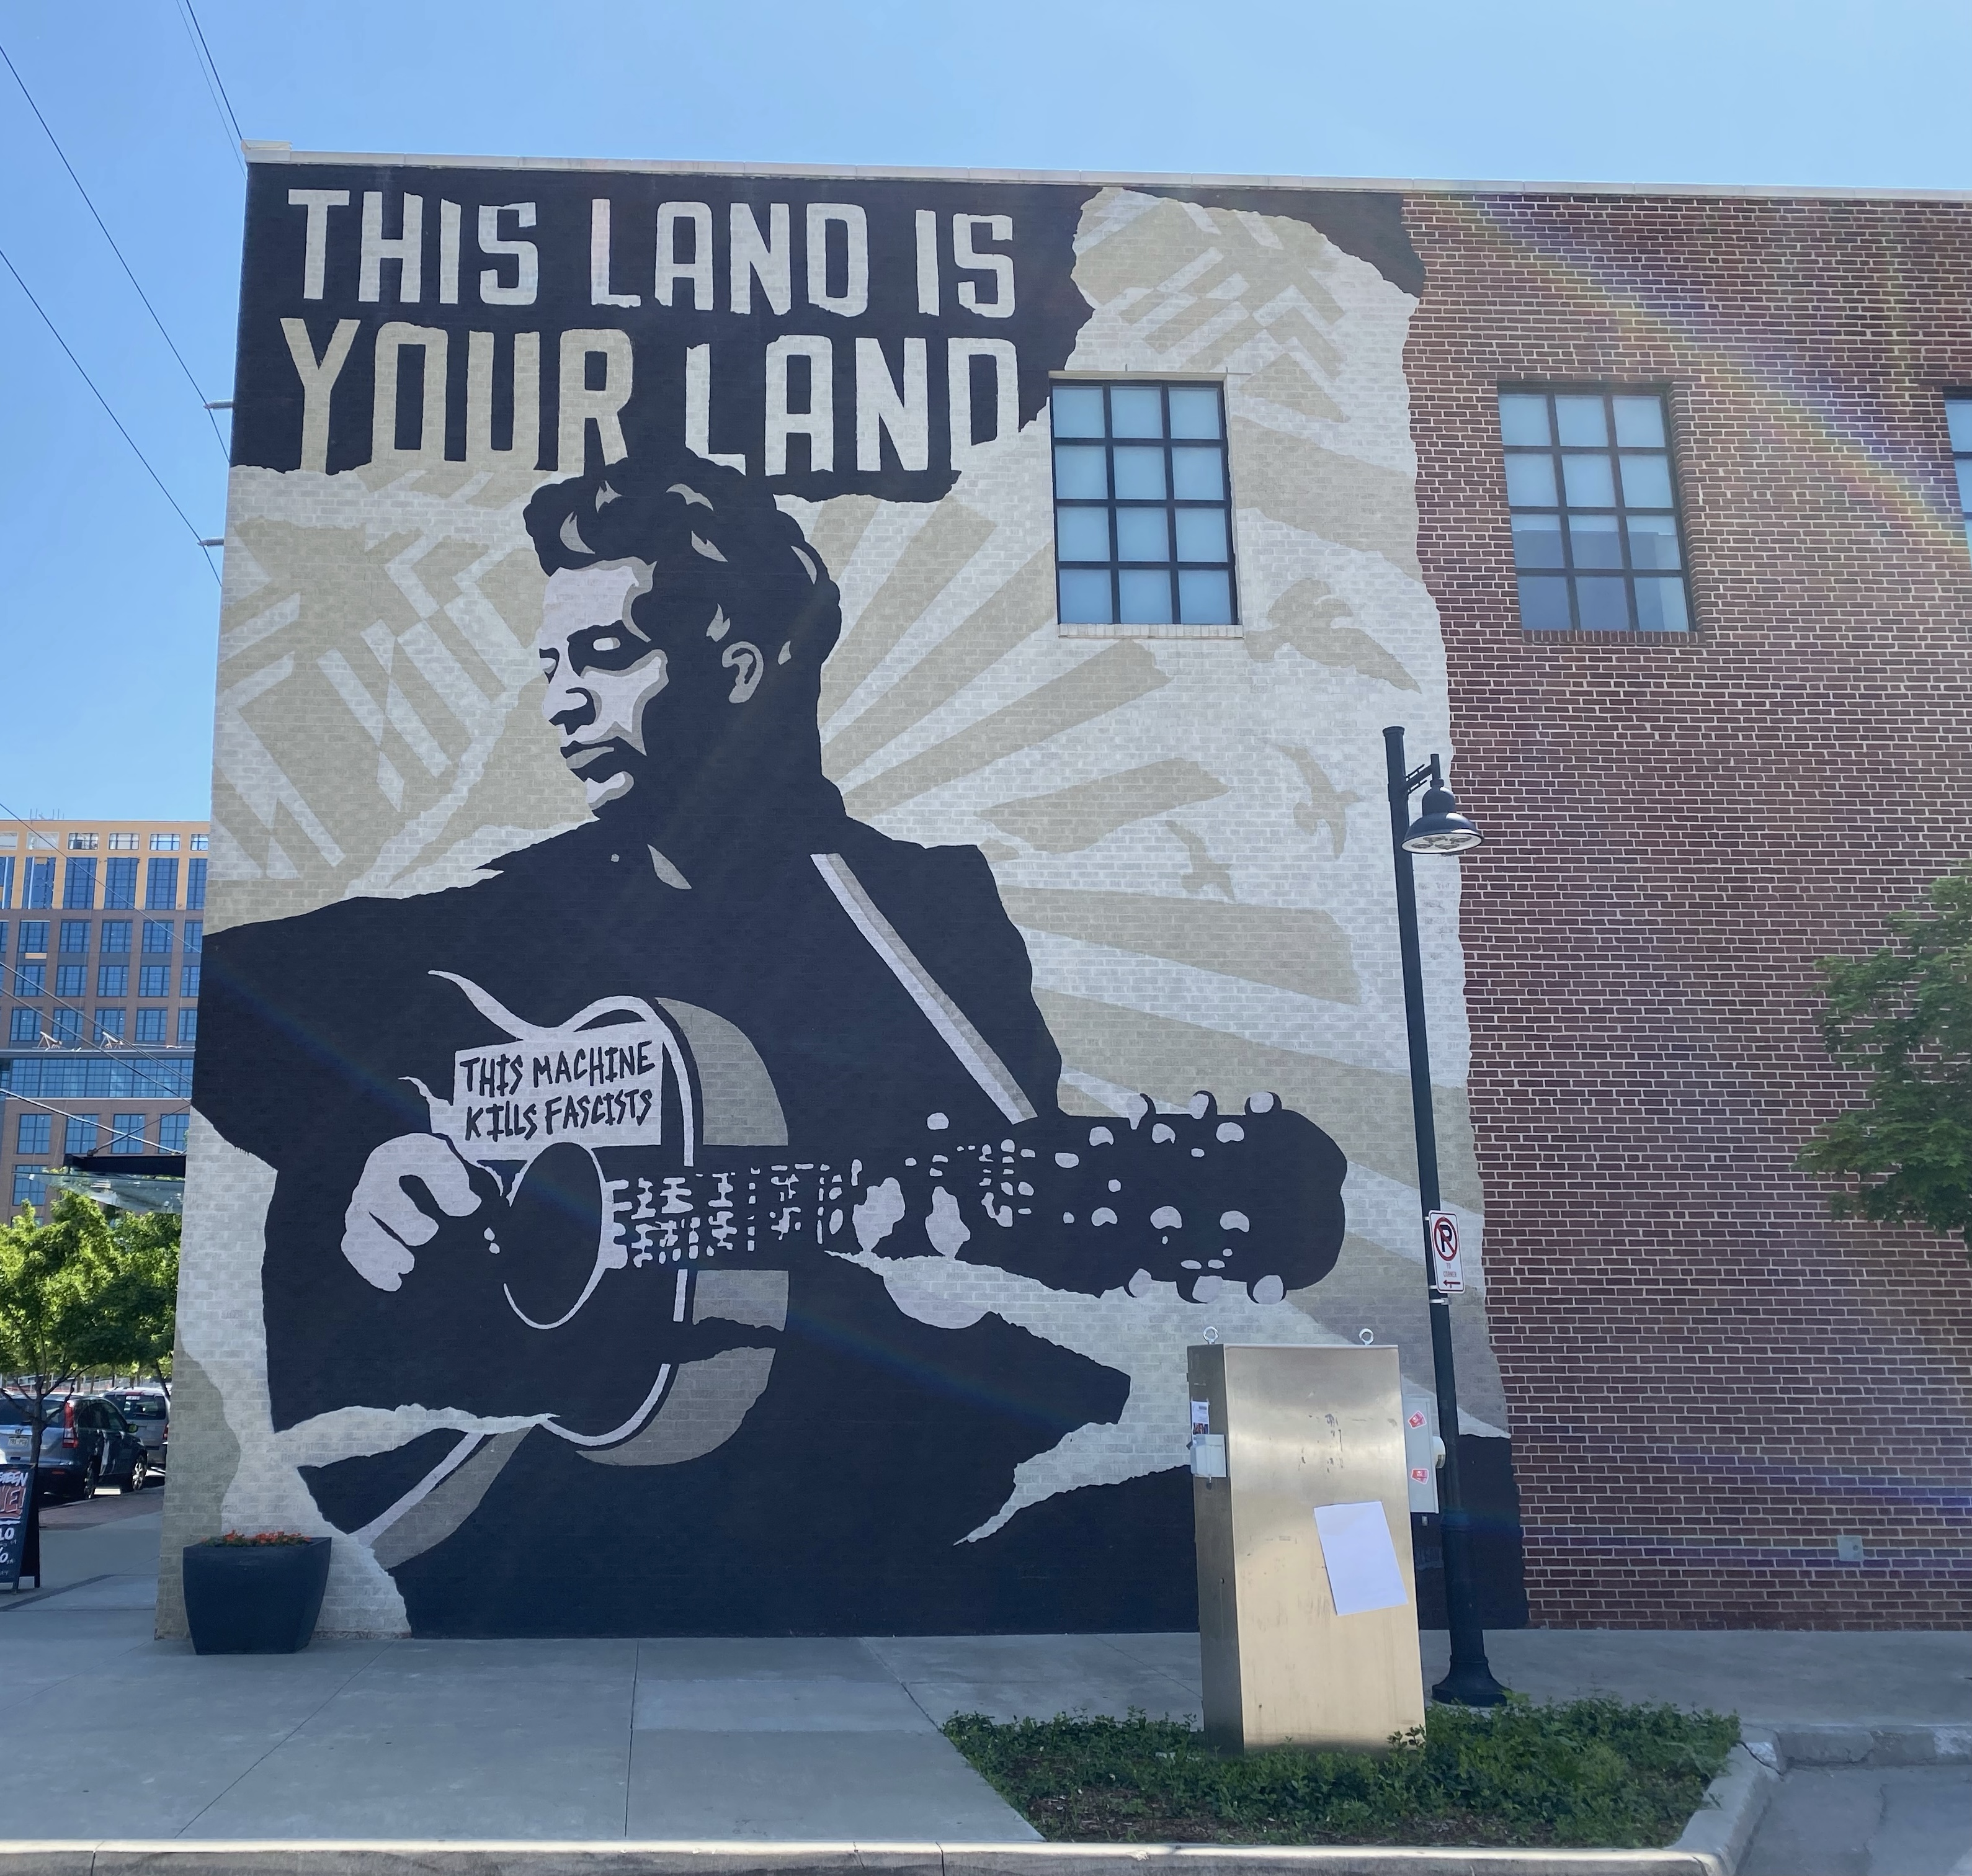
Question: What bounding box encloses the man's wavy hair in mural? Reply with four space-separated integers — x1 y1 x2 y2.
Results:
529 454 837 724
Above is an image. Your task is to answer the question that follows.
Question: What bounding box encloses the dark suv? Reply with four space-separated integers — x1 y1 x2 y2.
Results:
108 1390 168 1472
0 1395 151 1501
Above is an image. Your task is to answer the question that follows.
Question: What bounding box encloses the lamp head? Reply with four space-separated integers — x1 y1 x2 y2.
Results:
1403 782 1484 854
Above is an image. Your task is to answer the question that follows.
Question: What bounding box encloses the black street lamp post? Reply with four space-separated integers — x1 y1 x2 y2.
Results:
1383 723 1508 1708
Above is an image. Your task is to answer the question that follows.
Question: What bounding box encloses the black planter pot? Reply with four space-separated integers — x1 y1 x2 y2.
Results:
182 1537 331 1655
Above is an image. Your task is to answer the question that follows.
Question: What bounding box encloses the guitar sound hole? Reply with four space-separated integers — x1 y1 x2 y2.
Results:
500 1143 607 1326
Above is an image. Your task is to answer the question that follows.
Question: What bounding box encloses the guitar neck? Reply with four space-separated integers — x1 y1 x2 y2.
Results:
600 1138 1041 1269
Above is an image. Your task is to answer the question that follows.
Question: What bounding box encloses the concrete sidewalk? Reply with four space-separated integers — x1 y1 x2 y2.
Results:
2 1503 1966 1847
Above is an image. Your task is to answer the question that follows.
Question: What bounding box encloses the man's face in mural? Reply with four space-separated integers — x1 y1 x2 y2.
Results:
536 560 766 814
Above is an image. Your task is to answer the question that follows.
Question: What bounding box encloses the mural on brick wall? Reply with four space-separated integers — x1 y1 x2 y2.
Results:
173 160 1514 1637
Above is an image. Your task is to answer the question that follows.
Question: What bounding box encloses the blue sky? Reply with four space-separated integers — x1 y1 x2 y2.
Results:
1 0 1966 820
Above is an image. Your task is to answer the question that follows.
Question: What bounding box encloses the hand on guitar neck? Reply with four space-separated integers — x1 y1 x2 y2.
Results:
847 1090 1345 1305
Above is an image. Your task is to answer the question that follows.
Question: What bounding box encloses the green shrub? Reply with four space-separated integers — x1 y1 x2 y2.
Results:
942 1699 1738 1846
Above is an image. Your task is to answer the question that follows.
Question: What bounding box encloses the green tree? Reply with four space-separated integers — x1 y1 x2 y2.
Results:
1798 867 1972 1256
0 1190 121 1450
91 1210 179 1393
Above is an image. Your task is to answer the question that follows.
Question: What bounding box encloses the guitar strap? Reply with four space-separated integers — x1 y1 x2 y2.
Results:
811 852 1038 1127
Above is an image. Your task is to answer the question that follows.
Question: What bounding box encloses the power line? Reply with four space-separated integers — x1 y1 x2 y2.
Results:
3 1091 169 1157
0 39 230 460
0 243 221 584
172 0 244 167
3 973 200 1107
183 1 243 142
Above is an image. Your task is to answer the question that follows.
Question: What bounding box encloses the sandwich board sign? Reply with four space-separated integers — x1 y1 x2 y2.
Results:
0 1467 37 1592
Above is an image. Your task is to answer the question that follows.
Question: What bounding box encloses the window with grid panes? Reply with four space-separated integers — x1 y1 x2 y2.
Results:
159 1111 189 1153
1499 389 1690 634
1051 382 1236 629
1949 397 1972 558
111 1114 146 1154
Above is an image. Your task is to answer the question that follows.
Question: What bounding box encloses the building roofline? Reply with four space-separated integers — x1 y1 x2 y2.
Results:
242 142 1972 205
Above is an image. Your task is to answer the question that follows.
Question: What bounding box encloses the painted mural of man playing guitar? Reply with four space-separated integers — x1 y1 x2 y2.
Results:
202 446 1347 1636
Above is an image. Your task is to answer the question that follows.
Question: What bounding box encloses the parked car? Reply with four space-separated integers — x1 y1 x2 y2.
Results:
0 1395 150 1501
108 1390 168 1472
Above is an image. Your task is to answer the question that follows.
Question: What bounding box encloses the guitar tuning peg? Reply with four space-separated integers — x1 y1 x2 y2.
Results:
1244 1091 1279 1115
1188 1091 1217 1120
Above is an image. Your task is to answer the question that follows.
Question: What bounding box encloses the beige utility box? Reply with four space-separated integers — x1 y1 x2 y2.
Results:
1189 1344 1425 1752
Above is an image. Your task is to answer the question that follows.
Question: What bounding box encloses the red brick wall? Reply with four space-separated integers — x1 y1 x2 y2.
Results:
1403 190 1972 1628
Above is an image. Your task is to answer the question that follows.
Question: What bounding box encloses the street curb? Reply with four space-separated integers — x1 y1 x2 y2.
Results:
1739 1722 1972 1771
0 1844 1727 1876
1669 1746 1777 1876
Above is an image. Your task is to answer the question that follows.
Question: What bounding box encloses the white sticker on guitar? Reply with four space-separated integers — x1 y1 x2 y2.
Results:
409 970 695 1171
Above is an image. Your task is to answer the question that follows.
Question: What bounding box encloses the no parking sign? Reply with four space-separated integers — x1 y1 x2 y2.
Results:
1427 1209 1465 1294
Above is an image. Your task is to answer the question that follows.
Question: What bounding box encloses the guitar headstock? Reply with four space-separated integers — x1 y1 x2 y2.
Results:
856 1090 1347 1304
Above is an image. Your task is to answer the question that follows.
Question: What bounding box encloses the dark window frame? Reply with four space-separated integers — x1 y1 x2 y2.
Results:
1050 378 1239 632
1946 392 1972 556
1498 382 1694 638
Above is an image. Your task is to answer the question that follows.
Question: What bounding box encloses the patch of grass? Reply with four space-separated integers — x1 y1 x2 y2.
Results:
942 1699 1739 1847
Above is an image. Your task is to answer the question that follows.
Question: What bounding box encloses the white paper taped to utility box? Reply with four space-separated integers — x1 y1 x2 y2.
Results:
1312 1499 1409 1616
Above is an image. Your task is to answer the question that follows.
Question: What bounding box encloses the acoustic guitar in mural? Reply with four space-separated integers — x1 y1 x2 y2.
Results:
339 965 1345 1446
